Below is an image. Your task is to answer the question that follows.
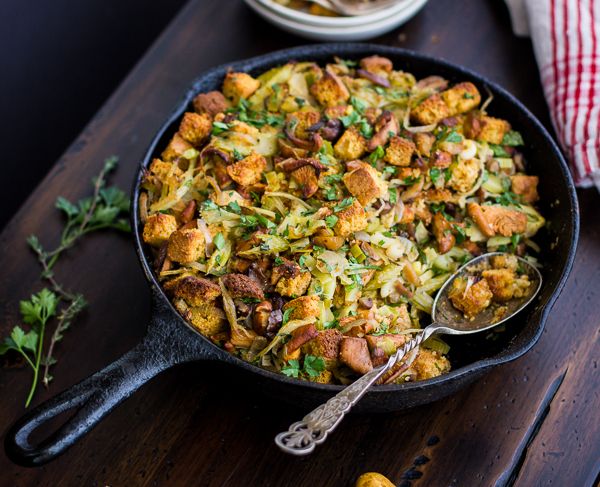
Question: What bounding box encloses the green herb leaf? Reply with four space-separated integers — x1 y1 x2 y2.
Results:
429 167 442 185
303 355 326 377
211 121 231 135
281 359 300 378
333 197 355 212
445 130 463 143
227 201 242 214
350 96 367 114
501 130 524 146
282 307 294 327
325 215 339 228
368 145 385 165
490 144 511 157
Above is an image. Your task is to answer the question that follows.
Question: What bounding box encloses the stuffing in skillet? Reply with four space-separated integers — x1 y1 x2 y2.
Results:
139 56 545 385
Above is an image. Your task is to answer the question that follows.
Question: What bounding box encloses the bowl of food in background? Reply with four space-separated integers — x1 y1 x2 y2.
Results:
244 0 429 41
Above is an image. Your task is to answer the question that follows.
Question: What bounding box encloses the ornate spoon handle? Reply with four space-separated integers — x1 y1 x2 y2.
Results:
275 327 435 455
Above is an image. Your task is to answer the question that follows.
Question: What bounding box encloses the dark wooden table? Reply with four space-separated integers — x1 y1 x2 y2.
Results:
1 1 598 485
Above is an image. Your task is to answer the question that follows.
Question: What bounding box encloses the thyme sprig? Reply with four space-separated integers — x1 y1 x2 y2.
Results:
0 156 130 406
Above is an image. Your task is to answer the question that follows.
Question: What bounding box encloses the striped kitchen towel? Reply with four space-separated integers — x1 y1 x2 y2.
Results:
505 0 600 190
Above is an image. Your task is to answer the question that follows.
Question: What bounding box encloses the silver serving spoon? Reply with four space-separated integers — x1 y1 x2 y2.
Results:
305 0 407 16
275 252 542 455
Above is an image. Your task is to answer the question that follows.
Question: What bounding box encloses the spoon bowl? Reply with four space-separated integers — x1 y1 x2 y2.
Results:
275 252 543 455
432 252 543 333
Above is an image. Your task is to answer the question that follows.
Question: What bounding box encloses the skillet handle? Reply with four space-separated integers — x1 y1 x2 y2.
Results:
4 291 211 467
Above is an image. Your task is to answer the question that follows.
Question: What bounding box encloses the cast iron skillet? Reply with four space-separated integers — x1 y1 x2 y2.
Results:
5 43 579 467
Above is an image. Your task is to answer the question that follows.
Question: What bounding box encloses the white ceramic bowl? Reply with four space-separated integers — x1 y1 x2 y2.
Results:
255 0 417 27
244 0 428 41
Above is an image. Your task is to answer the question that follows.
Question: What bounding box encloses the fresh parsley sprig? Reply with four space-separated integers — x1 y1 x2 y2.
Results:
0 157 130 406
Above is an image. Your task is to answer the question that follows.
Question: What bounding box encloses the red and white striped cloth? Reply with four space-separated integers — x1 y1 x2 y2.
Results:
506 0 600 190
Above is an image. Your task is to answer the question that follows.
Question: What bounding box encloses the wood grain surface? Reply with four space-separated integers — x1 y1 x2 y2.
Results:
1 0 598 486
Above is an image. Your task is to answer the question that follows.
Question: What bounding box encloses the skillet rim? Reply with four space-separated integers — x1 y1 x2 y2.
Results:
131 43 579 395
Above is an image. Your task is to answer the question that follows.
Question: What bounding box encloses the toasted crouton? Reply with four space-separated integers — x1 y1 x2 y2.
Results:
412 348 451 380
226 152 266 186
142 213 178 247
334 126 367 161
342 161 387 206
333 199 368 237
186 302 227 337
414 133 436 157
161 133 193 161
291 166 319 199
288 110 321 139
339 337 373 375
490 254 519 271
222 273 264 300
167 228 205 264
511 174 539 203
174 276 221 306
310 69 350 107
178 112 212 146
192 91 230 117
441 82 481 116
384 136 415 167
302 329 343 367
448 277 493 320
276 271 312 298
410 94 450 125
148 159 183 184
222 72 260 103
283 295 320 321
308 369 334 384
448 158 480 193
360 55 393 74
467 203 527 237
482 269 531 302
464 114 511 144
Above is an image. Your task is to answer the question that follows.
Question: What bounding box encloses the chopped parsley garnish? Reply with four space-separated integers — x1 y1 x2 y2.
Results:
445 130 463 143
333 197 355 212
282 355 325 378
227 201 241 214
384 166 398 175
339 110 361 128
463 93 475 99
511 233 521 249
202 200 219 211
403 175 420 186
453 224 466 244
429 167 442 185
303 355 326 377
282 307 294 326
325 174 343 184
274 256 284 266
211 121 231 135
369 145 385 165
256 214 275 229
388 188 398 204
502 130 524 146
232 149 244 161
325 215 339 228
350 96 367 114
490 144 511 158
325 187 338 201
359 119 373 138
